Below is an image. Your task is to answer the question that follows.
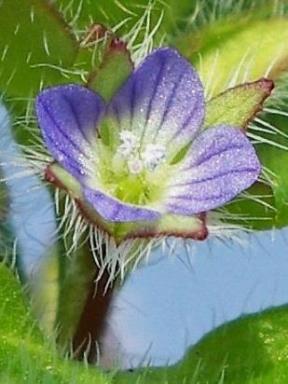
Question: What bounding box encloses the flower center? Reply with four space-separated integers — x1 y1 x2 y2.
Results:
116 130 166 175
94 130 170 208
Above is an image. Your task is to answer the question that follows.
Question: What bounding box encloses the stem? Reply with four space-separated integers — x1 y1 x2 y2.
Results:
56 230 116 364
72 266 115 363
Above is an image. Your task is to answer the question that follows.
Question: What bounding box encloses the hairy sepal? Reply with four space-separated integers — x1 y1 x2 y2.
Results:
204 79 274 129
87 36 133 101
127 213 207 241
75 24 133 101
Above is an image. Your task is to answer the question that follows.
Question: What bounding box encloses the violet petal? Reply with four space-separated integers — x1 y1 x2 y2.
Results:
108 48 204 156
84 187 161 222
165 125 261 215
36 85 105 179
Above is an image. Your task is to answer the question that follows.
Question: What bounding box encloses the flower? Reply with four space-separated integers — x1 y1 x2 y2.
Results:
36 48 260 242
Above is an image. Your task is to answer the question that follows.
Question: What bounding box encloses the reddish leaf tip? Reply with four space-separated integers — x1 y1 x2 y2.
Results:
109 37 128 52
257 78 275 94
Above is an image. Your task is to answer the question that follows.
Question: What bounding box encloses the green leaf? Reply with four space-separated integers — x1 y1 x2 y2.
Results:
204 79 274 129
0 263 41 341
3 262 288 383
0 263 110 383
177 17 288 97
54 0 196 37
0 0 78 101
203 78 277 231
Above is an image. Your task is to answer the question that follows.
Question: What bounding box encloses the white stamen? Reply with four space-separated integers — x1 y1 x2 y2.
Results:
142 143 166 171
116 131 166 174
118 130 140 158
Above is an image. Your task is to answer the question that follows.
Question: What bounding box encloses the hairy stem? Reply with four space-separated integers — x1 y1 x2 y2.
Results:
72 265 115 363
55 216 117 364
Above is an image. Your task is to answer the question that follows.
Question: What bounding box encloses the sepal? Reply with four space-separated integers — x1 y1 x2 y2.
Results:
204 79 274 129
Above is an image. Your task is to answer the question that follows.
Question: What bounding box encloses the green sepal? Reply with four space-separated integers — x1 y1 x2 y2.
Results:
128 213 207 241
46 162 82 198
72 27 133 113
87 40 133 101
70 24 113 85
204 79 274 129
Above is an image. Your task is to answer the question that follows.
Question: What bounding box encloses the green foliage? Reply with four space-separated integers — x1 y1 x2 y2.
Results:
0 0 79 147
0 0 77 101
0 263 110 384
53 0 196 38
177 17 288 97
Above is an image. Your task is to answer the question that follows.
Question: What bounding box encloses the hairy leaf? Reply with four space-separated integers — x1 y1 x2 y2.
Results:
53 0 196 37
0 0 78 101
177 18 288 97
0 263 109 383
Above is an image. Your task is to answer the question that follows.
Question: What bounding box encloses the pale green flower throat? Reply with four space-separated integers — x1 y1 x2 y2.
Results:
97 130 169 207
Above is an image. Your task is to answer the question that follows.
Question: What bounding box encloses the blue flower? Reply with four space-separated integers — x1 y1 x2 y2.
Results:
36 48 260 241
